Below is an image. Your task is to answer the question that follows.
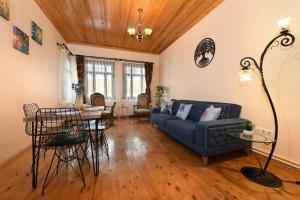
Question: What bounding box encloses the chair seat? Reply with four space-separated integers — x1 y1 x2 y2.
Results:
134 109 150 113
44 134 86 147
83 121 107 131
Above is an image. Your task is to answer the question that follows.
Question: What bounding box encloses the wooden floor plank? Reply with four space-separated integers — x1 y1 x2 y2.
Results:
0 119 299 200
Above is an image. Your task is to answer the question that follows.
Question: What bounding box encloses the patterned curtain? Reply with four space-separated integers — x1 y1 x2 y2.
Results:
76 55 86 103
144 62 153 103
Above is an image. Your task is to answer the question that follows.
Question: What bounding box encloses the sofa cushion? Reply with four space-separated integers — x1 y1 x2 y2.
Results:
165 119 196 144
151 113 177 127
172 100 241 121
200 105 222 122
176 103 193 120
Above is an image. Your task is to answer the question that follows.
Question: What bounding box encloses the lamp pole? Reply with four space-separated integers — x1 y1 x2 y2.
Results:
240 25 295 187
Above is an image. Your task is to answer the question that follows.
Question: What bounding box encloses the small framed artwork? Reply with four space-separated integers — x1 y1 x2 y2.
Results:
31 21 43 45
13 26 29 54
0 0 9 20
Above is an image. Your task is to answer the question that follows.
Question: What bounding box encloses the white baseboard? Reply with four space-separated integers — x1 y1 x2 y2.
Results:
252 147 300 170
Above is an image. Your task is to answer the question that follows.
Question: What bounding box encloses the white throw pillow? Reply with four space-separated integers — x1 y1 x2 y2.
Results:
200 105 222 122
160 101 174 114
176 103 193 120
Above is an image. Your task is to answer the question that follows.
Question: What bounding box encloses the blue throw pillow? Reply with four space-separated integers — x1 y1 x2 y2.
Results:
176 103 193 120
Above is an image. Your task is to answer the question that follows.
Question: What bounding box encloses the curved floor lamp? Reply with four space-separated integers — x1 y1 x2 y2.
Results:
239 17 295 187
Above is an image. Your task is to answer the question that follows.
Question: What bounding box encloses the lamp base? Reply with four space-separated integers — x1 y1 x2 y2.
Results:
241 166 282 188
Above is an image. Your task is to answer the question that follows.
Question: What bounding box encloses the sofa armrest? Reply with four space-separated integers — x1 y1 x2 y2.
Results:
195 118 247 149
150 107 161 114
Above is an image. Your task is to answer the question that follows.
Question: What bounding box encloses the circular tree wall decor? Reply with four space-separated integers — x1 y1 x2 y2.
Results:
194 38 215 68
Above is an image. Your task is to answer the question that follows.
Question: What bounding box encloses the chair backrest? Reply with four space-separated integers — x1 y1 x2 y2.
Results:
106 102 116 128
23 103 40 135
90 93 105 107
36 108 85 144
137 93 150 109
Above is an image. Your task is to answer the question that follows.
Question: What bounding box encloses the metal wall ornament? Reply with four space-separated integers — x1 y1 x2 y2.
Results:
194 38 215 68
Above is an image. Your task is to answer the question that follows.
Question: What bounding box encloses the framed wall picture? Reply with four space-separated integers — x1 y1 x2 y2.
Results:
13 26 29 54
0 0 9 20
31 21 43 45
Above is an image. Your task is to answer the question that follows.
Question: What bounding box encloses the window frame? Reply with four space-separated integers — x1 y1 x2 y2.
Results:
123 62 146 100
85 58 116 100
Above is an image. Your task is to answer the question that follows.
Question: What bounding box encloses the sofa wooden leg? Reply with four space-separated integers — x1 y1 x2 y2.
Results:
245 147 251 156
202 156 208 167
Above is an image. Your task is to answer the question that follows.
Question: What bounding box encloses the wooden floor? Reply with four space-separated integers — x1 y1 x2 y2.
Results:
0 119 299 200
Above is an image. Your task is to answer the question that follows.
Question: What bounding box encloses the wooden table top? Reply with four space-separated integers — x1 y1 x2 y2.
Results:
23 106 104 122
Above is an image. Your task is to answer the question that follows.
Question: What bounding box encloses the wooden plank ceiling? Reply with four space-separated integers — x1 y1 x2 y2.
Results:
35 0 223 54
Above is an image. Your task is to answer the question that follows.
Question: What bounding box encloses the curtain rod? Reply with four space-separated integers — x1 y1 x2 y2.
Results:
57 43 74 56
76 54 154 64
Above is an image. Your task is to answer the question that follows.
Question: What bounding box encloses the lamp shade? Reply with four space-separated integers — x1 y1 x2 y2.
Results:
144 28 153 36
277 17 291 31
127 28 136 36
239 68 252 82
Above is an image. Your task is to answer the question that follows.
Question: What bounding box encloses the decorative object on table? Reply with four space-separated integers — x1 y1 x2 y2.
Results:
160 100 174 114
175 103 193 120
127 8 152 42
133 93 151 121
242 120 255 136
31 21 43 45
13 26 29 54
0 0 9 21
199 105 222 122
72 83 85 111
238 17 295 188
194 38 215 68
155 85 167 106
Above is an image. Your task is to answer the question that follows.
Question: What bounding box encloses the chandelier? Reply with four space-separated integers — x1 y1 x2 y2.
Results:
127 8 153 42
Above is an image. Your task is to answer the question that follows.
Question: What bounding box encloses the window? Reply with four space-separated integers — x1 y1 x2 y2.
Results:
123 62 146 99
85 58 115 100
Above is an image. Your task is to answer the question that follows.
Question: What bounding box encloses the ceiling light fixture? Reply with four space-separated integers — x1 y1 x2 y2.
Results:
127 8 152 42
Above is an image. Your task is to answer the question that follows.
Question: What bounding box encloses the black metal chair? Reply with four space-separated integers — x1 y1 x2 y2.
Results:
23 103 41 188
36 108 87 195
86 102 116 159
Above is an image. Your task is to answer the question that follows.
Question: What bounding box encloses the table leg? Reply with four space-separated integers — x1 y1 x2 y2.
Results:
31 129 36 189
95 119 99 176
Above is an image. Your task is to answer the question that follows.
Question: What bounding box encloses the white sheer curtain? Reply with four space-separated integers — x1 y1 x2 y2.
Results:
123 62 146 100
84 58 115 103
60 48 77 104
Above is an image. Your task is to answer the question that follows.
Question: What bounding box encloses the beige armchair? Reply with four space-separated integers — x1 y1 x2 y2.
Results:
133 93 151 121
90 93 111 119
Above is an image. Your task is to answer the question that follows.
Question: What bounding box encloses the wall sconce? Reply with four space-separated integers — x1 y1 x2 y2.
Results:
239 17 295 187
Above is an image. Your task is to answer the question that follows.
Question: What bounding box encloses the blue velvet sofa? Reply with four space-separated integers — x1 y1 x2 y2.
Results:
150 99 250 166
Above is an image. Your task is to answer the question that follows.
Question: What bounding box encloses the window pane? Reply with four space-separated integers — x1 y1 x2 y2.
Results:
106 65 112 73
132 75 142 99
126 75 131 98
95 73 105 94
125 66 131 74
107 74 112 98
87 73 94 97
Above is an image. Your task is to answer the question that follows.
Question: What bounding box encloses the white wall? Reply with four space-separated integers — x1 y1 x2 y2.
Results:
160 0 300 167
0 0 64 164
68 44 160 115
